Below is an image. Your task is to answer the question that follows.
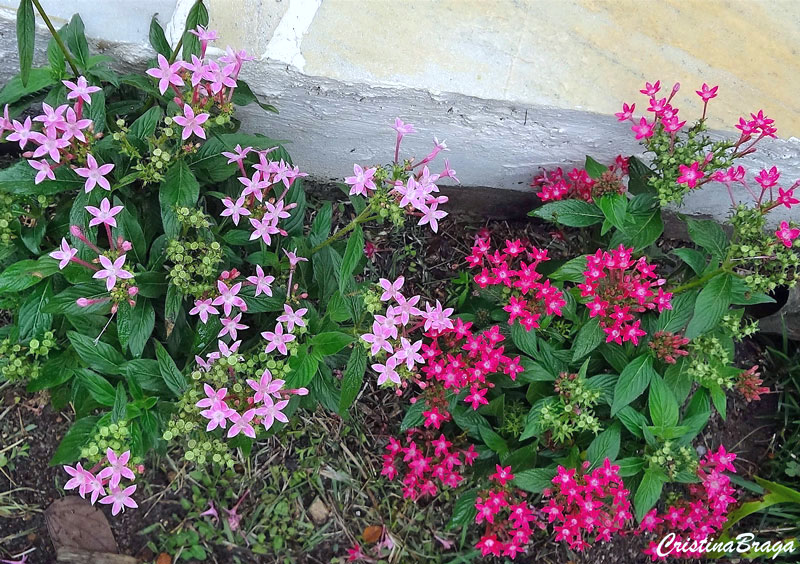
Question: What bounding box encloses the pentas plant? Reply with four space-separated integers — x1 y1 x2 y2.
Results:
62 447 140 515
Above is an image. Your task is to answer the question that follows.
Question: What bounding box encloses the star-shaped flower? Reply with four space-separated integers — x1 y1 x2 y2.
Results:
173 103 209 140
75 154 114 192
85 197 123 228
63 76 102 104
261 322 295 355
93 254 134 291
246 265 275 297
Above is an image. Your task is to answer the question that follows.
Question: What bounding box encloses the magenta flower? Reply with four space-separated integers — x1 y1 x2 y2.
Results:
227 409 257 439
219 313 248 340
754 166 780 189
246 265 275 297
255 397 289 431
75 154 114 192
99 485 138 516
777 188 799 209
8 117 34 148
261 322 295 355
212 280 246 316
676 161 704 189
31 132 69 162
145 54 184 95
189 298 220 323
173 103 209 140
86 198 123 228
220 195 251 225
93 254 134 291
615 102 635 121
345 164 377 197
28 159 55 184
630 117 654 140
776 221 800 248
247 368 284 403
695 83 719 102
49 238 78 269
63 76 101 104
639 80 661 96
96 448 135 489
277 304 307 332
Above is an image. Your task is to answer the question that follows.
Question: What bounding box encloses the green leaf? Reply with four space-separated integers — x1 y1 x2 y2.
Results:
285 353 319 388
182 0 210 59
617 406 649 438
709 382 727 420
160 160 200 238
0 257 55 294
117 299 155 358
627 156 655 195
64 14 89 69
686 217 729 261
125 359 170 396
615 210 663 251
685 274 733 339
635 468 666 520
611 354 655 416
164 284 182 338
596 194 627 232
587 422 621 466
149 16 171 57
338 346 367 414
0 160 84 196
116 203 147 265
511 322 537 357
571 316 604 360
530 200 604 227
112 382 128 423
584 155 608 179
730 277 775 305
513 468 557 494
549 255 588 282
48 35 66 76
67 331 125 375
516 356 554 383
339 224 364 293
76 369 116 406
309 201 332 246
310 331 354 358
18 279 53 340
446 489 478 530
0 67 57 106
656 290 697 333
672 248 707 275
154 340 187 397
50 415 101 465
16 0 35 86
648 374 679 427
617 457 645 477
43 282 111 315
400 400 425 431
479 426 509 456
520 397 555 440
128 105 163 141
231 79 278 113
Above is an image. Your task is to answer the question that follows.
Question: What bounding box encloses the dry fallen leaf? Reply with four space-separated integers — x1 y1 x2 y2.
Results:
156 553 172 564
362 525 382 544
45 496 117 553
307 496 330 525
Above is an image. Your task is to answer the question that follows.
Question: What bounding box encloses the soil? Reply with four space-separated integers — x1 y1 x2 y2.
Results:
0 202 789 564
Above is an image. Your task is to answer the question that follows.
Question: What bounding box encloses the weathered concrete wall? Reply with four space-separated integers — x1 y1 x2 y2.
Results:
0 0 798 226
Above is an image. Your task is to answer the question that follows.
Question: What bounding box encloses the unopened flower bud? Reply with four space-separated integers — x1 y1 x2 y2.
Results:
77 297 90 307
128 286 139 296
70 225 84 237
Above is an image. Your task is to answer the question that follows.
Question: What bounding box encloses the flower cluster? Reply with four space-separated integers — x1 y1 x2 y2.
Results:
62 448 139 516
0 332 56 382
361 276 454 391
474 466 544 559
537 371 602 443
579 245 671 345
467 235 566 330
343 118 456 233
648 331 690 364
49 201 138 315
734 365 769 403
541 459 633 552
640 446 739 561
380 429 478 501
531 156 629 202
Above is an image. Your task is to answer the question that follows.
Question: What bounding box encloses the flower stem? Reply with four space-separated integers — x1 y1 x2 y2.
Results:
31 0 80 76
671 266 730 294
310 202 377 255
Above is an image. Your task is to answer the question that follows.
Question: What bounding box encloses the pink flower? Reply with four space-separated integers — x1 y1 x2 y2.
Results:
631 117 654 140
7 117 34 148
418 203 447 233
695 83 718 102
261 322 296 355
195 384 228 409
283 248 308 267
362 323 394 355
173 104 209 140
221 144 252 164
93 255 134 291
777 188 799 209
639 80 661 96
246 265 275 297
145 54 184 95
255 397 289 431
63 462 91 494
212 280 246 316
776 221 800 248
75 154 114 192
188 24 218 42
200 404 235 431
50 238 78 269
85 198 123 228
227 409 257 439
99 485 138 516
248 216 279 245
220 195 251 225
96 448 135 489
393 337 423 370
63 76 101 104
615 102 635 121
59 107 93 142
189 298 220 323
28 159 55 184
490 465 514 486
219 313 248 340
31 132 69 161
754 166 780 189
247 368 284 403
373 358 401 386
344 164 377 197
33 103 67 133
392 117 416 138
378 277 404 302
676 161 704 188
277 304 307 332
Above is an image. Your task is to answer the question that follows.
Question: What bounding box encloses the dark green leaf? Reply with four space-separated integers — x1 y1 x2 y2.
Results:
686 274 733 339
0 257 58 293
149 16 171 57
339 224 364 293
635 469 666 520
617 406 649 438
549 255 588 282
611 354 655 415
400 400 425 431
160 160 200 238
672 248 707 275
584 155 608 179
596 194 627 232
648 374 679 427
16 0 35 86
0 160 84 196
65 14 89 68
686 218 729 261
513 468 557 493
530 200 604 227
516 356 554 383
511 322 537 357
617 457 645 477
615 210 663 251
154 340 187 397
571 316 603 360
165 285 182 338
67 331 125 375
125 359 170 396
128 105 163 141
0 67 57 106
709 382 727 420
587 422 621 466
656 290 697 333
50 415 101 465
86 87 105 133
446 489 478 530
18 279 53 340
76 369 116 406
338 346 367 414
285 353 319 388
479 426 509 456
117 299 155 358
112 382 127 423
310 331 354 358
309 201 332 246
